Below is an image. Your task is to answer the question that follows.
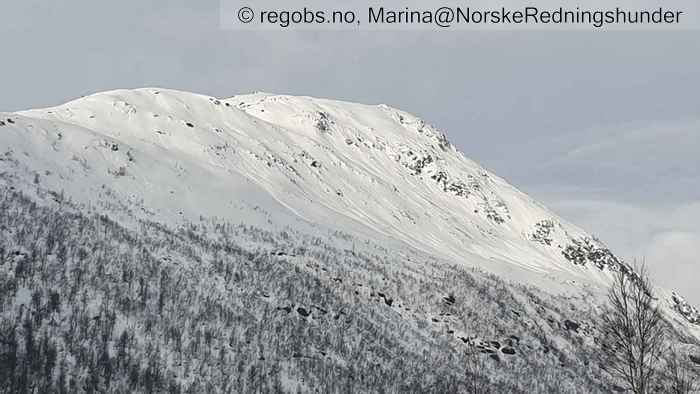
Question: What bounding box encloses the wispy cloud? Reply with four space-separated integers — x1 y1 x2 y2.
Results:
537 178 700 306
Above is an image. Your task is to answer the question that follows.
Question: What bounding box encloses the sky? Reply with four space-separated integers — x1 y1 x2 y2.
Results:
1 0 698 304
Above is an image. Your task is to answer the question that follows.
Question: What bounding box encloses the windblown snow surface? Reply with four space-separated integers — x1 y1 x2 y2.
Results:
6 88 616 285
1 88 698 392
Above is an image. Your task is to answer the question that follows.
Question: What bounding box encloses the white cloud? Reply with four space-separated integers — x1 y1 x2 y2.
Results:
501 118 700 306
543 197 700 306
644 231 700 268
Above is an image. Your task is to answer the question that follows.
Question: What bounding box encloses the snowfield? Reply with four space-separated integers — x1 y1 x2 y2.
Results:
1 88 698 392
8 88 620 285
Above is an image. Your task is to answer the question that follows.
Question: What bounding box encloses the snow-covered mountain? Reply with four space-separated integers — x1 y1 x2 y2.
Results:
4 89 624 285
1 88 698 392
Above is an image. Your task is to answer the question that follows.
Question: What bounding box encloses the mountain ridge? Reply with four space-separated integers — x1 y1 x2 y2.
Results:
2 87 698 333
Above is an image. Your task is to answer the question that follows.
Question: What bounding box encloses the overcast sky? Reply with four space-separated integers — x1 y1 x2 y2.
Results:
2 0 698 304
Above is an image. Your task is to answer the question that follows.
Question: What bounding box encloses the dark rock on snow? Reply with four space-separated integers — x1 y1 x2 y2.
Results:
690 354 700 365
564 319 580 332
501 347 516 355
443 294 456 306
296 307 311 317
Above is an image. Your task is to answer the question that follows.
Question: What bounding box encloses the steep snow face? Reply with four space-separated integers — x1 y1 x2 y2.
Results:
1 88 626 290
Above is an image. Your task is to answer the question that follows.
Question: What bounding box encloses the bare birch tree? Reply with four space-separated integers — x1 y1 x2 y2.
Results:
600 264 666 394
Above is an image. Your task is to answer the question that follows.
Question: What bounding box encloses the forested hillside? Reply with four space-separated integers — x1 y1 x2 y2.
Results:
0 188 616 393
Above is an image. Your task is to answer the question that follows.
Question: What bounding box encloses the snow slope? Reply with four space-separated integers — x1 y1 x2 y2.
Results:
1 88 698 336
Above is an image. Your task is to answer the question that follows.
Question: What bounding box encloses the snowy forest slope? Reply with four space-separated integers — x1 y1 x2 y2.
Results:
1 88 699 392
